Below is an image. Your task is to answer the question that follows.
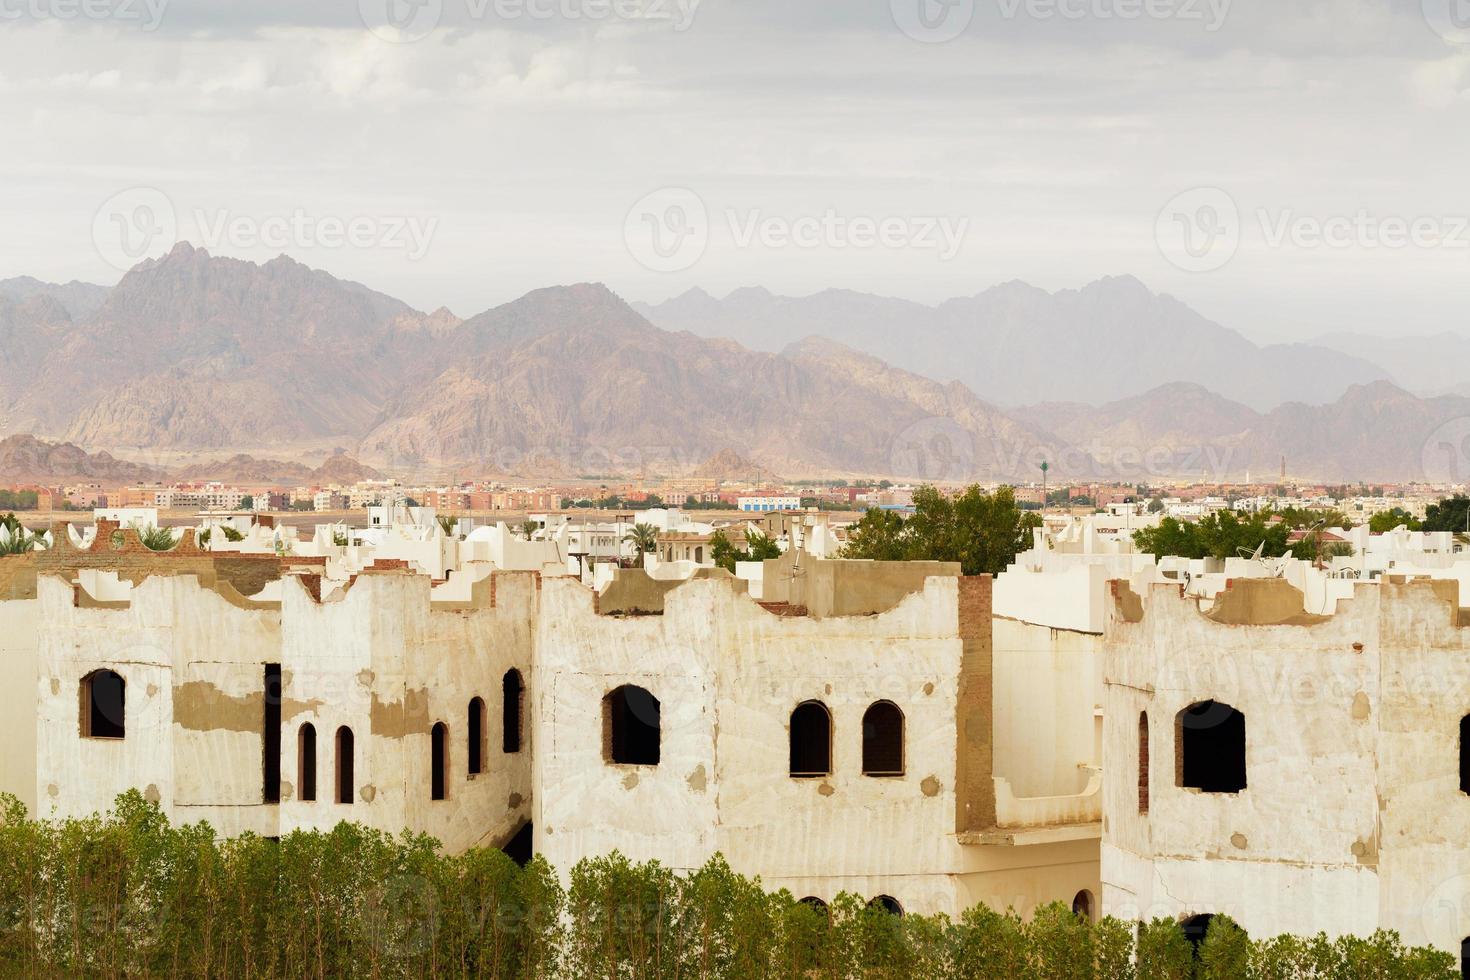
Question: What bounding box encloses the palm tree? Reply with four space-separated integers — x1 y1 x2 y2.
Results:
520 519 539 541
623 522 659 564
136 524 177 552
437 514 458 538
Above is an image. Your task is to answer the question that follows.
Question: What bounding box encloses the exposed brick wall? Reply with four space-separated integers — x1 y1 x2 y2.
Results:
39 519 324 601
955 575 995 833
1138 711 1150 814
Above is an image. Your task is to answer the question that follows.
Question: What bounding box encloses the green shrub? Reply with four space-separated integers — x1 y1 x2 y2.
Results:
0 792 1456 979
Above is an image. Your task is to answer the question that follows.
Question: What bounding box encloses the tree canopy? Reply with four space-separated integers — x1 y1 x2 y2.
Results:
1422 495 1470 534
842 485 1041 576
709 528 782 572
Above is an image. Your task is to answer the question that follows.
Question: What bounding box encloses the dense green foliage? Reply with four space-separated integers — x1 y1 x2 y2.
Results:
0 792 1454 979
134 524 178 552
1423 495 1470 534
709 528 782 572
1130 510 1350 562
842 485 1042 576
1369 508 1423 533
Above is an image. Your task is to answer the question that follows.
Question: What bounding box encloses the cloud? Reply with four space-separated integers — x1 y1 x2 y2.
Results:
0 1 1468 343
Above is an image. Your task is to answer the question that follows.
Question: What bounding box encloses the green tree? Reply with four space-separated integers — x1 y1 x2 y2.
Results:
845 485 1041 576
135 524 177 551
1423 495 1470 535
622 522 658 560
1369 508 1422 533
709 529 781 572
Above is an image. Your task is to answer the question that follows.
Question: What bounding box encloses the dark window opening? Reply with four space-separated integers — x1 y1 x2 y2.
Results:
1460 716 1470 795
431 721 449 800
861 701 904 776
501 821 533 867
298 723 317 802
1177 701 1246 793
81 669 125 739
1181 914 1216 955
798 896 828 913
789 701 832 778
469 697 486 775
263 663 282 803
1072 890 1093 922
868 895 903 916
503 669 524 753
1460 936 1469 979
1139 711 1150 814
604 685 660 765
335 726 354 804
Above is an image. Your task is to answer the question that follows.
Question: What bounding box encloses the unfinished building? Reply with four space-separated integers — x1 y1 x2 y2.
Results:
1102 575 1470 958
0 520 1101 919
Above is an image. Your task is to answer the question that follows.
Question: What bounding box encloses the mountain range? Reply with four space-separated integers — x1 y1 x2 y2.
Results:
634 278 1394 411
0 245 1464 483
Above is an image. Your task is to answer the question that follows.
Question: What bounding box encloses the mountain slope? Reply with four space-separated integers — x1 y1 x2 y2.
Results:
0 276 110 321
1017 381 1470 482
358 285 1067 480
13 243 448 446
638 277 1392 410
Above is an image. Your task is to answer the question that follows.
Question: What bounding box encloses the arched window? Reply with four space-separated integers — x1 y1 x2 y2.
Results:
468 697 486 775
335 726 354 804
298 723 317 802
604 685 660 765
868 895 904 917
1176 701 1246 793
80 669 125 739
789 701 832 778
861 701 904 776
1139 711 1150 814
1072 890 1094 922
694 546 703 564
431 722 449 801
798 896 828 913
1460 715 1470 795
1461 937 1469 979
503 669 524 754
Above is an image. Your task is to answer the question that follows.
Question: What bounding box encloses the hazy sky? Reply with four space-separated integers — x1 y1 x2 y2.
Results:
4 0 1470 343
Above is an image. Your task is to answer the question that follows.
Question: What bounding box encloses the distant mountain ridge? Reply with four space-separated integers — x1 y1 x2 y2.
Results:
0 248 1464 482
635 277 1392 411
